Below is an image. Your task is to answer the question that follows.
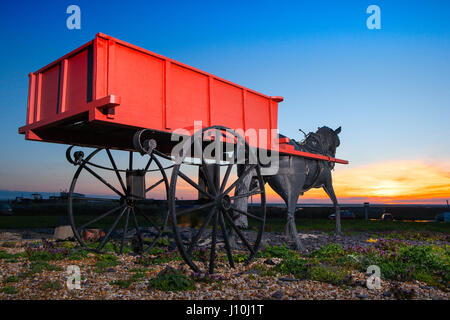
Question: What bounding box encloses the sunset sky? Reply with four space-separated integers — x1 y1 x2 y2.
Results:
0 0 449 204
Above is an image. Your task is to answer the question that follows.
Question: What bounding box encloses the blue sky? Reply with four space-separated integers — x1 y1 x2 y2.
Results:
0 0 449 200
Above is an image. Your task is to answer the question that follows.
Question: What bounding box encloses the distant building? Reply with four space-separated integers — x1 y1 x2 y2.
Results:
59 192 85 199
31 193 43 201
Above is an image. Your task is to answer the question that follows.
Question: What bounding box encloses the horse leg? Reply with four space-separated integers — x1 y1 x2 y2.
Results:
323 184 342 236
284 193 306 252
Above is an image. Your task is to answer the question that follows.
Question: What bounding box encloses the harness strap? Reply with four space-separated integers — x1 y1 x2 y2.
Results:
303 160 324 191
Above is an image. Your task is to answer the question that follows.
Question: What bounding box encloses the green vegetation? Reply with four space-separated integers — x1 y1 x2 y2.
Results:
251 218 450 235
1 241 17 248
0 250 21 263
148 268 195 292
1 285 18 294
3 275 19 284
109 269 147 289
94 255 121 273
348 241 450 289
252 241 449 290
27 261 62 276
258 243 301 260
40 280 63 291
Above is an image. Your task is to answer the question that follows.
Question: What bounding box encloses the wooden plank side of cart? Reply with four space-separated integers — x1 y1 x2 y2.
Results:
18 33 281 151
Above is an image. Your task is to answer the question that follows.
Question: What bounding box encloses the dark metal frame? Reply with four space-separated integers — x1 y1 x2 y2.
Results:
66 146 170 254
168 126 266 273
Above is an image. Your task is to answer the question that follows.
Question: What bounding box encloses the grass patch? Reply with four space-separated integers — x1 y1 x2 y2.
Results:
3 275 19 284
109 269 147 289
28 261 62 274
40 280 63 291
94 254 120 273
148 268 195 292
1 285 18 294
257 244 300 260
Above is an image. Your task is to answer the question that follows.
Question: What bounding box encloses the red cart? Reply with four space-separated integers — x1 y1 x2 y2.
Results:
19 33 348 273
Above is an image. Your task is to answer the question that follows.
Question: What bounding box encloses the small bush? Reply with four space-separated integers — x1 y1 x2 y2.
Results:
274 258 312 279
258 244 299 260
148 268 195 292
3 275 19 283
67 249 89 261
94 260 120 273
310 264 351 286
26 261 62 276
0 250 15 260
310 243 345 260
1 285 18 294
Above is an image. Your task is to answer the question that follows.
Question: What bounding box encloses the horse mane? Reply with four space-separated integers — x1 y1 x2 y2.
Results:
292 126 338 156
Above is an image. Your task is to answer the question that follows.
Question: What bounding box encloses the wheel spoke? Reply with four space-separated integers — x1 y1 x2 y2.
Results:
220 163 233 193
223 211 254 254
106 149 127 194
223 164 256 196
83 164 124 197
219 211 235 268
78 204 126 230
145 178 164 193
194 136 217 195
97 206 128 251
229 188 263 200
178 171 213 199
144 157 153 171
135 206 163 234
200 165 217 196
230 205 264 222
209 209 219 274
186 207 216 254
120 208 130 254
131 207 143 251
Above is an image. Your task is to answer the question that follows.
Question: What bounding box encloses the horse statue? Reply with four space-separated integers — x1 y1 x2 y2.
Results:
233 126 343 252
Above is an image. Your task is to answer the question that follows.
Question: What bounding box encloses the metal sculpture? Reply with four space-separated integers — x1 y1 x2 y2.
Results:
265 126 343 251
66 146 170 254
19 33 349 273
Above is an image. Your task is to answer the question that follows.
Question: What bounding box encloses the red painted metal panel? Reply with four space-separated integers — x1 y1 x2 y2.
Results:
111 42 165 130
26 73 36 125
39 64 59 121
210 79 244 130
18 33 348 165
65 49 88 112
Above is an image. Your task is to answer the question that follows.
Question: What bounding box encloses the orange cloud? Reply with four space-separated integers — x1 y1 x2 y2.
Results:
265 160 450 204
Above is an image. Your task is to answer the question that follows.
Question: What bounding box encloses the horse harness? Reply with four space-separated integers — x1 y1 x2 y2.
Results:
291 131 335 191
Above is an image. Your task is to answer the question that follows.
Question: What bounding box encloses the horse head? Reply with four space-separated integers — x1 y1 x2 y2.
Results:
315 126 341 157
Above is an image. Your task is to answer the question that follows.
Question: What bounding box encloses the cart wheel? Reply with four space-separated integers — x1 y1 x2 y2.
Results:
67 147 169 254
169 126 266 273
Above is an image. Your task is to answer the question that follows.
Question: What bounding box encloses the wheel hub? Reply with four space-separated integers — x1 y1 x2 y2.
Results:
219 194 232 211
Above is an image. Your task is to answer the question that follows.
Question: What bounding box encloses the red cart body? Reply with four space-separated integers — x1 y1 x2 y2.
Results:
18 33 347 164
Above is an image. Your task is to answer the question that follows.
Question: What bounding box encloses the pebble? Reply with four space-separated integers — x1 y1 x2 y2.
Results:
278 277 298 282
271 290 284 300
264 259 276 265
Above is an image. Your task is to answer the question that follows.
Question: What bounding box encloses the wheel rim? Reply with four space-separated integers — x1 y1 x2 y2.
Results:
169 126 266 273
67 148 170 254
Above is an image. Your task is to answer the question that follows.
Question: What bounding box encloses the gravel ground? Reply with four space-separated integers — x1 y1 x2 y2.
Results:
0 229 448 300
